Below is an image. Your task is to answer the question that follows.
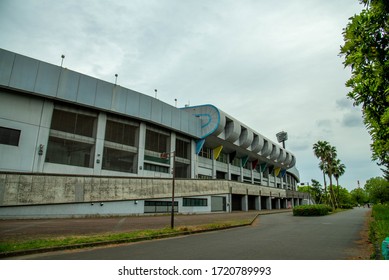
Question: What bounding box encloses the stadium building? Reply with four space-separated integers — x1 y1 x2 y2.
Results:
0 48 306 218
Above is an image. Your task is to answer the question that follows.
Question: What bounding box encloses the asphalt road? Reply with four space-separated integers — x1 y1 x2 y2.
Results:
14 207 370 260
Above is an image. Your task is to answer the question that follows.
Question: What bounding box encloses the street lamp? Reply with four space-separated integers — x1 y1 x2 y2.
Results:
276 131 288 148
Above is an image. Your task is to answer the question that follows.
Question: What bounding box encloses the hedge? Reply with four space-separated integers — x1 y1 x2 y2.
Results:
293 204 332 216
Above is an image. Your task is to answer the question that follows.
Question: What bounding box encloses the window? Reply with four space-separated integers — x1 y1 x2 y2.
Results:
105 119 138 146
176 138 190 159
183 198 208 207
45 106 97 168
0 126 21 146
198 174 212 179
51 109 96 137
144 163 169 173
216 152 228 163
199 146 211 159
102 147 137 173
45 137 94 167
145 129 168 153
231 157 241 167
144 201 178 213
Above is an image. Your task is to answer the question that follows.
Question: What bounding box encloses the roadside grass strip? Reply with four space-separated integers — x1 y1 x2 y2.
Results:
0 218 252 257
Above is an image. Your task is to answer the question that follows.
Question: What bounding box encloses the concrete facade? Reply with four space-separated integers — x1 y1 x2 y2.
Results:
0 48 306 218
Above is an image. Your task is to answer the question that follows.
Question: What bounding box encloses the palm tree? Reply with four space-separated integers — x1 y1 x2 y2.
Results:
313 141 337 208
333 159 346 205
333 159 346 186
313 141 331 196
326 145 338 208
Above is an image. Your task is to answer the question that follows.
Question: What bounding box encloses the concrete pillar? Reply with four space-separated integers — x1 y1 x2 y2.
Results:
137 123 146 176
242 194 248 211
93 112 106 175
33 100 54 173
276 198 281 209
227 193 232 213
190 140 196 179
211 150 217 179
267 196 272 210
256 195 261 210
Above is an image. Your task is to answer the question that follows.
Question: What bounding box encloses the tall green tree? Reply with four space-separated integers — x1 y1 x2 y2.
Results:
350 187 368 205
333 159 346 187
313 141 331 195
313 141 338 208
333 159 346 202
364 176 389 203
340 0 389 178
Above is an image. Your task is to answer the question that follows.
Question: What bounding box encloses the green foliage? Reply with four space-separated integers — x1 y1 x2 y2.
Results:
293 204 332 216
312 141 346 208
350 187 369 204
339 203 354 209
369 204 389 259
364 176 389 203
340 0 389 178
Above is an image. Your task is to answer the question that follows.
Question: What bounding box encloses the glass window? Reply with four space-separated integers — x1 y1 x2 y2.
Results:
102 147 137 173
144 163 169 173
51 109 96 137
231 157 241 167
145 129 168 153
183 198 208 207
105 120 138 146
0 126 21 146
199 146 211 159
176 138 190 159
216 152 228 163
45 136 94 167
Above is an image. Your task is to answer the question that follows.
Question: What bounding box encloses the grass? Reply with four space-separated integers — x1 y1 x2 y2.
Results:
0 219 252 255
369 204 389 259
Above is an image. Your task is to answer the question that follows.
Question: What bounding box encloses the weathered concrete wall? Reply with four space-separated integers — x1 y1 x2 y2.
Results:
0 173 307 207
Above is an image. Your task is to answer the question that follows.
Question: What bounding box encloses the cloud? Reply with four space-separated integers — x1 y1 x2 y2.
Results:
1 0 383 190
342 112 364 127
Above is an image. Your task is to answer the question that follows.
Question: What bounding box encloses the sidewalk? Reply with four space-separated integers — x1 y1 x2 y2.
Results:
0 209 291 242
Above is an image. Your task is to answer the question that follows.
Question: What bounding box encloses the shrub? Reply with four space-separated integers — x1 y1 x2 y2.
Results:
293 204 332 216
339 203 354 209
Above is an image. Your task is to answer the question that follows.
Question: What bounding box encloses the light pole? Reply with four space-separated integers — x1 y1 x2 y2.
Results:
171 151 176 229
276 131 288 148
60 54 65 67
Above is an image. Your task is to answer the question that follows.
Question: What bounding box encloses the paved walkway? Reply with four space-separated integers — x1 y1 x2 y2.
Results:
0 209 291 242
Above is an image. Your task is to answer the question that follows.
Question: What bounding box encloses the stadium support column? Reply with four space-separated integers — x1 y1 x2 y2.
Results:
32 100 54 173
93 112 106 175
257 190 262 210
137 123 146 176
190 140 196 178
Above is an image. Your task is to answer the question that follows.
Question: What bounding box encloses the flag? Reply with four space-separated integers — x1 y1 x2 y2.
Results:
242 156 249 167
195 139 205 154
252 159 259 169
213 145 223 160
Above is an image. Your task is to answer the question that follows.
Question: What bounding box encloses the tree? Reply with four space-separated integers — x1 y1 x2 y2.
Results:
333 159 346 187
340 0 389 178
313 141 331 195
297 180 323 204
364 176 389 203
313 141 338 208
333 159 346 202
350 187 368 205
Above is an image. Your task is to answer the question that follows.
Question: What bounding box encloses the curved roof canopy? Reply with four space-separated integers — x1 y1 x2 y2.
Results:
182 105 297 170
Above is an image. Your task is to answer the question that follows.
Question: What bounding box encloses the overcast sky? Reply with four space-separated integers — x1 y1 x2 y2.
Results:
0 0 383 190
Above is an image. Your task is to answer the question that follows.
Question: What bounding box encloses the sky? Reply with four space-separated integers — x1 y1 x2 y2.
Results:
0 0 383 190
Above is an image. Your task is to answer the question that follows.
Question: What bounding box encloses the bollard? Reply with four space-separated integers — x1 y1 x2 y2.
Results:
382 237 389 260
